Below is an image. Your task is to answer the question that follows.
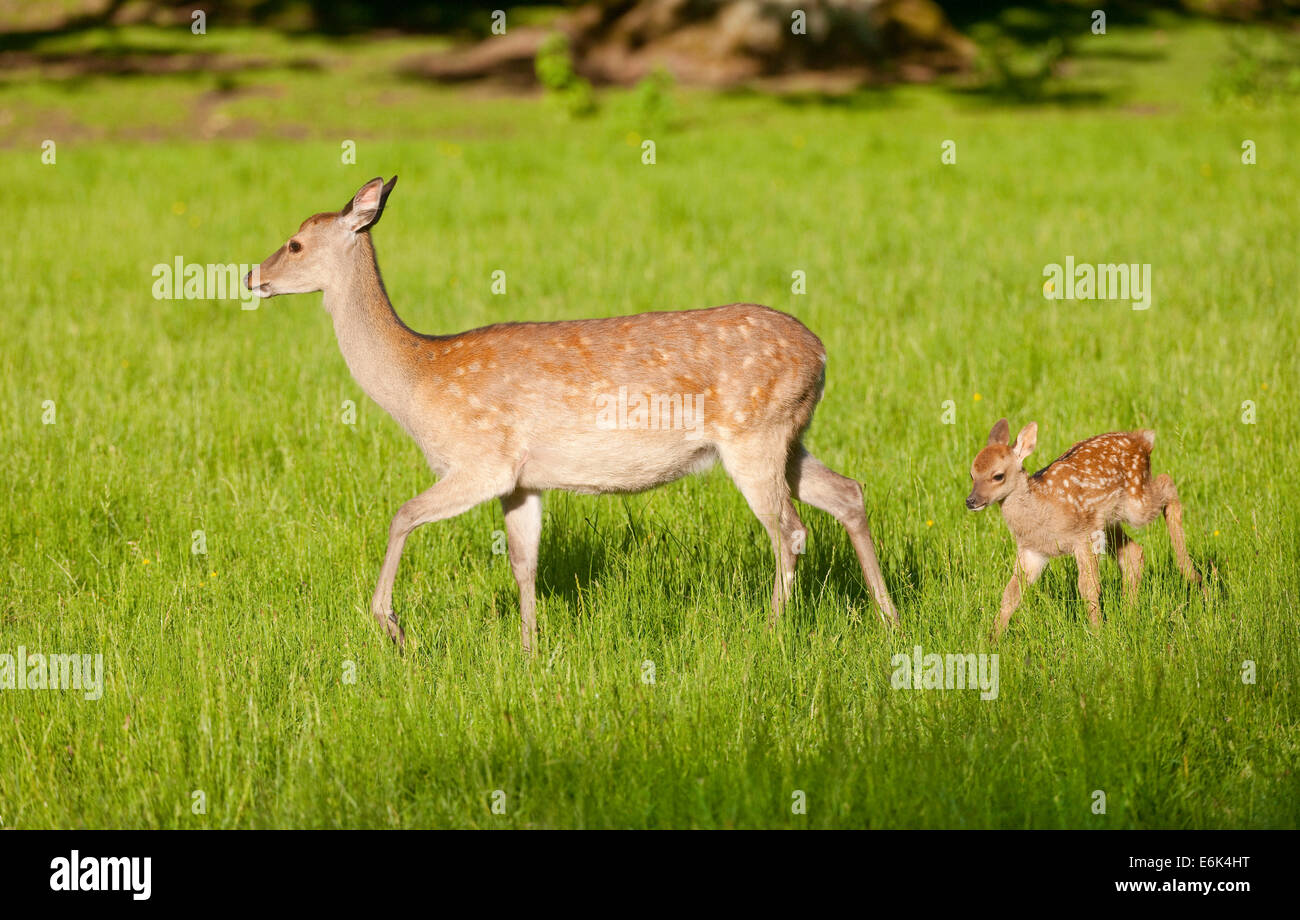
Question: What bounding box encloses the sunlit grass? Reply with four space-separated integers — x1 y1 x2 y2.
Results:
0 18 1296 828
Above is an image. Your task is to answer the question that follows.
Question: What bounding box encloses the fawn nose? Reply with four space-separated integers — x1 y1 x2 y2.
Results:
243 270 254 290
965 493 979 510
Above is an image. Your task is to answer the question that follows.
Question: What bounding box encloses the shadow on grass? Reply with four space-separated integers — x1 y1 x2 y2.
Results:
517 499 917 639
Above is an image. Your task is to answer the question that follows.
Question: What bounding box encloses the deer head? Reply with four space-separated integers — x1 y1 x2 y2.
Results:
967 418 1037 511
244 176 397 299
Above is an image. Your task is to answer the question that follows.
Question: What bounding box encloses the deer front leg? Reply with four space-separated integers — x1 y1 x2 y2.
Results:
1073 541 1103 630
994 548 1047 639
371 472 511 646
501 489 543 654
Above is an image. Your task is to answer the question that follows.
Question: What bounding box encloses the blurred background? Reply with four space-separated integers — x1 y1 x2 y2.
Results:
2 1 1298 118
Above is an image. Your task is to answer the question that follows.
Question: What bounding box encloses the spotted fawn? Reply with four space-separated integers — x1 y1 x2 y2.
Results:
967 418 1201 637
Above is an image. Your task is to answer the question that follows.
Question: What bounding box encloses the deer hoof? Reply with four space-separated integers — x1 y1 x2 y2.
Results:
371 602 405 647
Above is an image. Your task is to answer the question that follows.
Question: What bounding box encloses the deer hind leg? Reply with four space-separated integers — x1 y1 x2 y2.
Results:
786 447 897 625
721 440 803 627
1141 473 1201 586
501 489 543 654
1072 540 1103 630
371 470 512 646
1106 523 1144 601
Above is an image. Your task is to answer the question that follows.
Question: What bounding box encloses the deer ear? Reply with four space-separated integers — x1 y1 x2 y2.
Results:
1012 422 1038 461
340 176 397 233
987 418 1010 446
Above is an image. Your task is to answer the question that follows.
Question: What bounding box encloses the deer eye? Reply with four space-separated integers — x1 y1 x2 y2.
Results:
288 240 302 253
993 473 1005 482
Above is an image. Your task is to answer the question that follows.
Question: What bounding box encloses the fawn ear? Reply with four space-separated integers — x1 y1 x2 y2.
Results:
340 176 397 233
1012 422 1038 461
987 418 1010 446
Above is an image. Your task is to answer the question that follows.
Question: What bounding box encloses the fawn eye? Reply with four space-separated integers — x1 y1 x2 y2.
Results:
993 473 1005 482
288 240 302 253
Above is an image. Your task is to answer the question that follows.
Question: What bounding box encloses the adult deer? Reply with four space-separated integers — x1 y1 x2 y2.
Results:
246 177 897 651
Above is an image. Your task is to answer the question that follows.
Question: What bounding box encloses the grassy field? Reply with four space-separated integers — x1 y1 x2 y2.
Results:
1 15 1298 828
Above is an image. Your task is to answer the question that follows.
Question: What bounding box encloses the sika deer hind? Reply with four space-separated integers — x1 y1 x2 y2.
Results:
966 418 1201 637
245 177 897 651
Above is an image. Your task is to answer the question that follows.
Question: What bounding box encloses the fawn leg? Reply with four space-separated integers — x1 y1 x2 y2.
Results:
1151 474 1201 586
1073 541 1103 629
995 548 1047 639
371 471 511 645
501 489 543 654
786 448 898 625
723 441 804 627
1106 523 1144 601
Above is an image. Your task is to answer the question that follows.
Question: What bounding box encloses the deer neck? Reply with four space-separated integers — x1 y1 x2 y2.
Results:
323 234 424 430
999 477 1036 534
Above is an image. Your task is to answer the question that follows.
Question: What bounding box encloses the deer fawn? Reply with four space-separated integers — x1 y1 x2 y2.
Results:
245 177 897 651
966 418 1201 637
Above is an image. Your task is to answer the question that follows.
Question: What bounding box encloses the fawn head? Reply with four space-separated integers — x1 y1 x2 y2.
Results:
245 177 397 298
967 418 1037 511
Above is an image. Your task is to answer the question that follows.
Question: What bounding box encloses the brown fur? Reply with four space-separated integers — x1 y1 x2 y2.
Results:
247 178 898 651
967 418 1201 637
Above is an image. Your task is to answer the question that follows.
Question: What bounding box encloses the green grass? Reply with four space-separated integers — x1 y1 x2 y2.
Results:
1 18 1298 828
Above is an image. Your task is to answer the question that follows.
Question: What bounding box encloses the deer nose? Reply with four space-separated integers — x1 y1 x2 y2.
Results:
965 494 979 510
243 270 253 290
